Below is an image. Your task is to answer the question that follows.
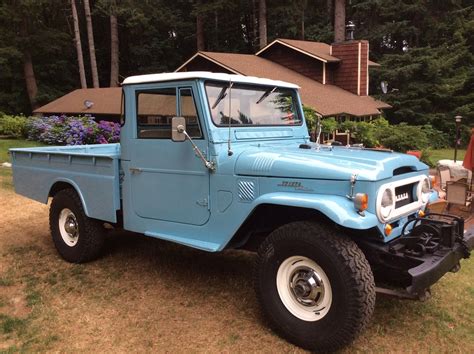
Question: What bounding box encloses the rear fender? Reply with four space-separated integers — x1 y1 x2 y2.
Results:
48 178 117 223
48 178 91 217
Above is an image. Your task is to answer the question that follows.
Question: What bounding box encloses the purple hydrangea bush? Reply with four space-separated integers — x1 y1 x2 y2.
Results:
27 115 120 145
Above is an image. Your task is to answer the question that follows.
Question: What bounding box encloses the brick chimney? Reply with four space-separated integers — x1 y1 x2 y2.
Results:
330 23 369 96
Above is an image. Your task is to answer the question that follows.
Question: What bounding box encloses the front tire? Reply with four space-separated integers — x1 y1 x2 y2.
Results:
255 221 375 352
50 189 105 263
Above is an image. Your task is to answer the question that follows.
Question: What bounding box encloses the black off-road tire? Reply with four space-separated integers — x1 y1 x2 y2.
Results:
49 188 105 263
255 221 376 352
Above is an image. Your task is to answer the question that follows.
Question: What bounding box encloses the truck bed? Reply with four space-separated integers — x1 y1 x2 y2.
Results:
10 144 121 223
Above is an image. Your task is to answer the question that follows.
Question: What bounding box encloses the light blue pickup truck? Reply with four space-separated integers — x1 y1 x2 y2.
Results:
11 72 473 352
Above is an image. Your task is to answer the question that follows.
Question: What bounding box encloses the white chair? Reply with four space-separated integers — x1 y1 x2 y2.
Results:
438 168 451 191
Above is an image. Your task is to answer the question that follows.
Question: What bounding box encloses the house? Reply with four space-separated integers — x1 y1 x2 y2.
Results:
33 87 123 121
176 38 390 123
34 38 390 143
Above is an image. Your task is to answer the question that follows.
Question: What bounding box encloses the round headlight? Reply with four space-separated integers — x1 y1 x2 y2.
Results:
420 177 430 203
380 188 394 219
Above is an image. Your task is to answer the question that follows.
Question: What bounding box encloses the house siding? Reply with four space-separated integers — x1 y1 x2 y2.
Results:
331 40 369 96
259 43 324 83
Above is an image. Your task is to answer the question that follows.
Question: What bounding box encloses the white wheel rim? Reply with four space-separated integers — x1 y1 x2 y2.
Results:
276 256 332 322
59 208 79 247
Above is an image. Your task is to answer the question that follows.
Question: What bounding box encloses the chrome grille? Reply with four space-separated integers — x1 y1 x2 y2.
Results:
395 182 416 208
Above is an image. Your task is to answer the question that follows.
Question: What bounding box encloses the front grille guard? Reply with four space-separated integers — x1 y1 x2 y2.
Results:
397 213 469 258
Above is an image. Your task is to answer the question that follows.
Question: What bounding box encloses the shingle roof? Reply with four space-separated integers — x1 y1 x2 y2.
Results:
34 88 123 115
196 52 390 117
257 38 380 66
257 39 340 63
35 50 390 118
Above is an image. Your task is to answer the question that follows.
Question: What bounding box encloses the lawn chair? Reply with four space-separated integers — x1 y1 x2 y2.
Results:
438 167 451 191
445 180 473 212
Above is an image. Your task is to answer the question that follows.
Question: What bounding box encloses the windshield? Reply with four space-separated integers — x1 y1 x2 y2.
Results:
205 81 303 127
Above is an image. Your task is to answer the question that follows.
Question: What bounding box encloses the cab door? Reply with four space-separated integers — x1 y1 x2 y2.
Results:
128 84 210 226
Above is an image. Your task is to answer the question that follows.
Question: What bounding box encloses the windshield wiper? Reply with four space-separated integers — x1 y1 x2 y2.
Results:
212 83 234 109
256 86 277 104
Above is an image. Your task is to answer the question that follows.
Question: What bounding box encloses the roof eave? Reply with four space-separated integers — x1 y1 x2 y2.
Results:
256 39 340 63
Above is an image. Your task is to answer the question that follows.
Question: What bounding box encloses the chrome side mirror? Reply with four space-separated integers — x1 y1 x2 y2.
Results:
171 116 186 142
170 116 216 172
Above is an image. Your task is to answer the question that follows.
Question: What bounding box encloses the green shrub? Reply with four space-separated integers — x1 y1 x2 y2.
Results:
303 105 318 133
421 124 449 149
377 123 430 152
353 121 378 147
420 149 435 167
0 114 29 138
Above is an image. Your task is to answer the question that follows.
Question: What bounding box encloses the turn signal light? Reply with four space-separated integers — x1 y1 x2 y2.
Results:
354 193 368 212
429 175 437 188
418 210 425 218
384 224 392 236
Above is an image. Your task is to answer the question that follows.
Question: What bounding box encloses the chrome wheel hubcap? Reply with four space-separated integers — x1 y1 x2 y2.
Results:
276 256 332 322
290 267 325 307
59 208 79 247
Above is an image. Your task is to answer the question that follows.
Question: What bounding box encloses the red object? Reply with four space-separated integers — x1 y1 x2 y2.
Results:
406 150 422 159
463 129 474 171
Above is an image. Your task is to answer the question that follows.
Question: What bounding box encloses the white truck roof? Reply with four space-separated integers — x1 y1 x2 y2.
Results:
122 71 300 89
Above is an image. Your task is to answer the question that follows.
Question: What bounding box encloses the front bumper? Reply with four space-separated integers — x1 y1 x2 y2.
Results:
358 214 473 296
408 223 473 294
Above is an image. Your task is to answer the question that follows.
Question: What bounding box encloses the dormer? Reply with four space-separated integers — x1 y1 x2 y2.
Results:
256 39 340 85
256 38 379 96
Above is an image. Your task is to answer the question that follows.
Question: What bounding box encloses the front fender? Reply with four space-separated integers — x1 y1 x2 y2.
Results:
253 192 379 230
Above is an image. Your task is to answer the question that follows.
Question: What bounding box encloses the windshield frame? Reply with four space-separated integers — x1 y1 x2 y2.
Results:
204 80 304 128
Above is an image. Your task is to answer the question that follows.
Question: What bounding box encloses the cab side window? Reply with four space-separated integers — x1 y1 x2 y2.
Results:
179 88 202 138
137 87 202 139
137 88 176 139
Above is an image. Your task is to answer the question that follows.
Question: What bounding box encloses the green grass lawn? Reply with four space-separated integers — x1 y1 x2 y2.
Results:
429 148 466 163
0 139 47 163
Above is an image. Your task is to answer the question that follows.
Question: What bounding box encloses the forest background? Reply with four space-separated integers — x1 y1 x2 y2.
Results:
0 0 473 145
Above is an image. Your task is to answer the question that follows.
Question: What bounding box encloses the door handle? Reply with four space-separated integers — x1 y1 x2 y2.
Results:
129 167 142 174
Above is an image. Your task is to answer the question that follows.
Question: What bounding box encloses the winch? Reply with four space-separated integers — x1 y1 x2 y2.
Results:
399 214 468 258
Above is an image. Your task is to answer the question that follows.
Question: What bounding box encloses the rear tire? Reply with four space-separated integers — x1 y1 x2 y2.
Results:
255 221 375 352
50 188 105 263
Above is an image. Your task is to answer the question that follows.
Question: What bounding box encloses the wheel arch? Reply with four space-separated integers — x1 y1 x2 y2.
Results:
226 203 333 251
225 193 379 251
48 179 91 218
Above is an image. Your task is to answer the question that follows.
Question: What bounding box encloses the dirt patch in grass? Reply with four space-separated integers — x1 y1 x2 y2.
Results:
0 284 31 318
0 180 473 352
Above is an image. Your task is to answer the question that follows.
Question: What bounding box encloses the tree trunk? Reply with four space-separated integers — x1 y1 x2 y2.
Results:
20 17 38 110
84 0 99 87
196 0 205 51
110 13 119 87
301 1 306 40
214 10 218 50
258 0 267 49
334 0 345 43
23 51 38 110
252 0 257 49
71 0 87 88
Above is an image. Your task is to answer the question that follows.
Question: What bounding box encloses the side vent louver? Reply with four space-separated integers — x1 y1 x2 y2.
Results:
238 180 256 201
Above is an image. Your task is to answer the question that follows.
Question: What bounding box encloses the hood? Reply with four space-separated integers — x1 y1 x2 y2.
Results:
234 145 427 181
